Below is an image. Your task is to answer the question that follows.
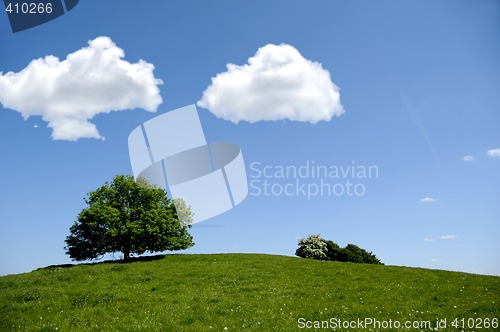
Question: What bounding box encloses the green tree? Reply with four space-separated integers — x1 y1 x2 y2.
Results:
295 234 329 260
65 175 194 262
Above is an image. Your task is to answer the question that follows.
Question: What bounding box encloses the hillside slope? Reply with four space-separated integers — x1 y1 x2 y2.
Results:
1 254 498 331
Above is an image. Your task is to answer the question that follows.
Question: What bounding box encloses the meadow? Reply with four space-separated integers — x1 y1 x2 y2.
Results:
1 254 498 331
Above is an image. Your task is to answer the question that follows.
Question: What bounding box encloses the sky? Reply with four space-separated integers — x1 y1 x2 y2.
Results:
0 0 499 276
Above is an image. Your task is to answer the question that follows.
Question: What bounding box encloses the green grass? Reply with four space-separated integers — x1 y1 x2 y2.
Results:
0 254 498 331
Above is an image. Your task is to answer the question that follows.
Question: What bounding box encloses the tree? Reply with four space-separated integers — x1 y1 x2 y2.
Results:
65 175 194 262
295 234 329 260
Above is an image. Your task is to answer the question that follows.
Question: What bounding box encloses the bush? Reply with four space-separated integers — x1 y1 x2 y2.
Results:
324 240 341 261
336 244 382 264
296 236 383 265
295 235 329 260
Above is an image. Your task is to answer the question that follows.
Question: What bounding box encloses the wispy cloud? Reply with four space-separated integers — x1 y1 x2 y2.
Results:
487 148 500 158
420 197 436 203
440 235 458 240
462 155 474 161
429 258 442 263
424 235 458 242
400 90 442 179
0 36 163 141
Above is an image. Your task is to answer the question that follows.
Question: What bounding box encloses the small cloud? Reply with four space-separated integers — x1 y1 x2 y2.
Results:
429 258 442 263
0 36 163 141
33 124 39 128
487 148 500 158
424 238 435 242
420 197 436 203
462 155 474 161
440 235 458 240
198 43 344 124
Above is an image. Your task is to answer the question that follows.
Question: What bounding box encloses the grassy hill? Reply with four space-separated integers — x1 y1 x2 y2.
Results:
1 254 498 331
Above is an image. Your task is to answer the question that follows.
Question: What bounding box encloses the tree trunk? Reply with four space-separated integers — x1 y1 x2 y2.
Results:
123 249 130 262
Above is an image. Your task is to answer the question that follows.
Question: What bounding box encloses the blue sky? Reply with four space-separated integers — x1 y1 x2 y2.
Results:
1 0 499 276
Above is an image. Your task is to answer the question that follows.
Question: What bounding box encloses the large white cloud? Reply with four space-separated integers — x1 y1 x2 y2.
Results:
197 44 344 124
0 36 163 141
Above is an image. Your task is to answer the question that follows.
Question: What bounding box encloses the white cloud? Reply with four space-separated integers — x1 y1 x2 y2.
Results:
33 124 39 128
429 258 442 263
198 43 344 124
420 197 436 203
462 155 474 161
487 148 500 158
0 36 163 141
425 235 458 241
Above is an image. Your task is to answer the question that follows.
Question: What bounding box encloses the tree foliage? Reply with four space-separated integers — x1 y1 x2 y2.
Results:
295 234 329 260
65 175 194 261
295 235 383 265
335 243 382 265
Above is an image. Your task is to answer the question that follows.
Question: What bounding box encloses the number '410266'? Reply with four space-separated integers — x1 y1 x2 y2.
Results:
5 2 53 14
451 317 498 329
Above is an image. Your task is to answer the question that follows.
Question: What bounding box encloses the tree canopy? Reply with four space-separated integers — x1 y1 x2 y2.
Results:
295 234 329 260
65 175 194 261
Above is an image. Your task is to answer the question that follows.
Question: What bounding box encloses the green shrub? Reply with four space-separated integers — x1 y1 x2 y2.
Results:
336 244 381 264
296 236 383 264
295 234 329 260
